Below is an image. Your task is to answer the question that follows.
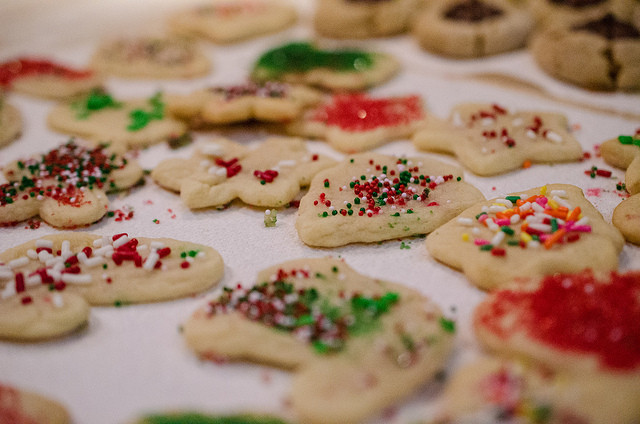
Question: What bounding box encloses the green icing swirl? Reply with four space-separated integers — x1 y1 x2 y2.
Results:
253 42 375 79
138 413 290 424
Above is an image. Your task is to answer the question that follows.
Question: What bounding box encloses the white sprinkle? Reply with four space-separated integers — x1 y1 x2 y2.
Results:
486 219 499 231
26 249 38 260
35 239 54 249
143 251 160 270
94 245 113 257
510 214 521 225
576 216 590 226
512 117 524 127
550 190 567 197
77 251 89 264
531 202 545 213
186 256 195 263
519 202 532 212
150 241 165 250
27 274 42 286
552 196 571 209
61 273 93 284
112 235 129 249
526 129 537 139
457 217 473 226
196 251 205 258
93 238 104 248
265 209 271 216
528 223 552 233
0 269 13 280
491 231 505 246
84 257 106 268
51 293 64 308
545 131 563 143
61 240 72 259
1 284 16 299
45 256 63 267
493 198 513 208
528 240 541 249
481 206 489 212
488 205 507 213
8 257 29 269
472 227 481 235
277 160 296 168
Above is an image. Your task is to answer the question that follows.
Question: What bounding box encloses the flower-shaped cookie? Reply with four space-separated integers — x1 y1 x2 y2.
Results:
426 184 625 290
413 103 583 175
0 232 224 341
296 153 484 247
183 258 454 424
0 140 143 228
152 136 336 209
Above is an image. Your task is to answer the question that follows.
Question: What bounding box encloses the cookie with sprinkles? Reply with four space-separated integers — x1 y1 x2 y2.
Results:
133 412 291 424
251 41 400 92
0 232 224 341
0 94 22 148
426 184 625 290
90 36 210 79
183 257 454 424
0 57 102 100
47 90 187 153
600 129 640 195
168 0 298 44
0 383 71 424
296 153 484 247
153 136 336 209
613 193 640 245
286 93 426 153
166 81 323 127
0 140 143 228
413 103 583 176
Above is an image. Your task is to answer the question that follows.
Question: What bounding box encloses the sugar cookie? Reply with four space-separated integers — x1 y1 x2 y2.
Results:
600 130 640 195
0 95 21 148
133 412 290 424
0 383 71 424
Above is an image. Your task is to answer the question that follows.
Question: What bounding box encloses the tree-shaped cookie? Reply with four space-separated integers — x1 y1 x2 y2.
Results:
0 232 224 341
183 258 454 424
251 41 400 92
0 94 22 148
413 103 583 175
0 383 71 424
47 90 187 153
296 153 484 247
166 81 323 127
0 140 143 228
152 136 336 209
426 184 625 290
287 93 425 152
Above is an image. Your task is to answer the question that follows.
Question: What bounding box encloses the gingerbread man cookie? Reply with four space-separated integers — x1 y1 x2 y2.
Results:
412 103 583 176
0 94 22 148
251 41 400 92
183 258 454 424
0 57 102 100
296 153 484 247
0 232 224 341
0 383 71 424
153 136 336 209
426 184 625 290
47 90 187 153
166 81 323 127
169 0 297 44
287 93 425 152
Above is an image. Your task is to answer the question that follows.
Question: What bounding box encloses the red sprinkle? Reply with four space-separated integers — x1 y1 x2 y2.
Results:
21 296 33 305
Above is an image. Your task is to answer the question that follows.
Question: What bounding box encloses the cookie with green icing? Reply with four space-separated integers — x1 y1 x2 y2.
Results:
183 257 454 424
133 412 290 424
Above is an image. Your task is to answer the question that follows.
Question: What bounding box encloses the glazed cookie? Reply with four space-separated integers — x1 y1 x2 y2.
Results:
0 140 142 228
412 103 583 176
441 355 640 424
600 130 640 195
153 137 336 209
426 184 625 290
296 153 484 247
90 36 210 79
251 41 400 92
0 95 22 148
0 232 224 341
612 193 640 244
0 57 102 99
530 12 640 91
47 90 187 153
314 0 420 39
169 0 297 43
166 81 323 127
413 0 534 58
287 93 425 152
183 258 454 424
133 413 290 424
0 383 71 424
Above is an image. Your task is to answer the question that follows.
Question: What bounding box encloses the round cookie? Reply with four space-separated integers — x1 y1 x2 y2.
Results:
183 257 454 424
90 36 210 79
0 384 71 424
528 0 613 28
600 130 640 195
0 95 22 148
530 12 640 91
612 193 640 245
133 413 290 424
413 0 534 58
314 0 420 39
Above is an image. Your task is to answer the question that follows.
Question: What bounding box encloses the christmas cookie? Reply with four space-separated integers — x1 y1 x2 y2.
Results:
613 193 640 244
530 12 640 91
0 232 224 341
287 93 425 153
0 57 102 99
152 136 336 209
90 36 210 79
183 257 454 424
0 95 22 148
296 153 484 247
529 0 613 28
0 383 71 424
251 41 400 92
134 413 290 424
47 90 187 153
166 81 323 127
426 184 625 291
413 0 533 58
600 130 640 195
168 0 297 44
0 140 143 228
412 103 583 176
314 0 420 39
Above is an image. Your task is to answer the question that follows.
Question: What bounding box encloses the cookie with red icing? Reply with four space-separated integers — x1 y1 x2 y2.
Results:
412 103 583 176
152 136 336 209
287 93 426 152
0 57 102 100
0 94 21 148
0 232 223 341
296 153 484 247
183 257 454 424
413 0 533 58
0 383 70 424
0 140 143 228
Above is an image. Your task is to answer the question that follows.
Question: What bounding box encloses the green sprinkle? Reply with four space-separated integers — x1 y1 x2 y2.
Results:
400 241 410 250
500 226 515 236
322 211 328 217
391 212 400 217
406 209 414 214
354 197 360 204
507 240 520 246
456 176 462 181
505 195 521 203
102 264 108 269
439 317 456 333
312 340 329 354
350 158 354 163
324 180 330 188
331 210 338 215
618 135 634 145
480 244 493 251
475 212 488 220
550 218 558 232
331 266 339 273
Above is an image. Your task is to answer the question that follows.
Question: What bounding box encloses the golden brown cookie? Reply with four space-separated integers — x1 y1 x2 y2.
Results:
0 384 71 424
0 95 21 148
